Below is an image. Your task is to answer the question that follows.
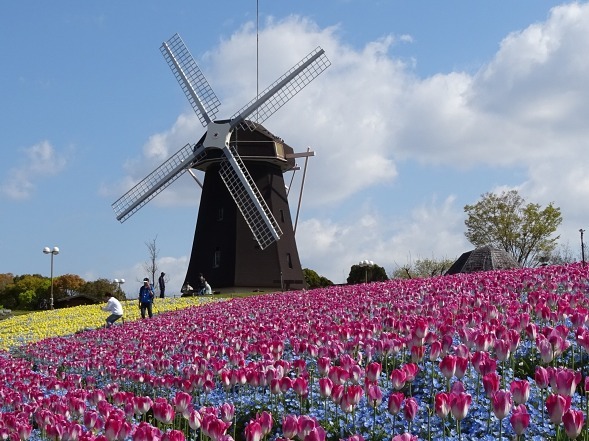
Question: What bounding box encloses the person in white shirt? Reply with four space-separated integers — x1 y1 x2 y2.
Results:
102 292 124 328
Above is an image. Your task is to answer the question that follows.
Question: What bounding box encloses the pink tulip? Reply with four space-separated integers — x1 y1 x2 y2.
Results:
563 409 584 439
429 341 442 361
366 362 382 382
491 390 513 420
439 355 457 380
162 430 186 441
535 366 550 389
509 404 530 436
303 426 326 441
257 411 273 436
510 379 530 405
403 363 419 382
104 416 123 441
282 414 299 439
390 369 407 390
318 378 333 398
366 384 383 407
410 345 425 362
220 403 235 423
153 399 175 425
317 357 331 376
554 368 582 396
392 434 418 441
403 397 418 421
331 384 344 404
482 372 500 398
173 391 192 415
494 339 511 362
345 385 363 407
449 392 472 421
387 392 404 416
188 409 202 430
434 392 450 419
452 356 467 379
297 415 317 439
293 377 309 397
244 421 263 441
545 393 571 425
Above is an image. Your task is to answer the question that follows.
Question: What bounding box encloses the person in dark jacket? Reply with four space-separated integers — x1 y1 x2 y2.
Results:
138 277 155 318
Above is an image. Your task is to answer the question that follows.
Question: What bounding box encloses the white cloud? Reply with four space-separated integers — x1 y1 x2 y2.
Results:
1 140 67 200
110 4 589 282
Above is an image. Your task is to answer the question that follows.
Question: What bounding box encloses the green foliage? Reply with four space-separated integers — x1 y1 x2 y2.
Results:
391 257 456 279
464 189 562 267
81 278 121 301
347 263 388 285
0 275 50 309
303 268 333 289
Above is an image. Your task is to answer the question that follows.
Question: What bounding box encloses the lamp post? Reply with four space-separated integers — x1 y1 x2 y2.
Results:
114 278 125 294
42 246 59 309
580 229 586 267
358 259 373 284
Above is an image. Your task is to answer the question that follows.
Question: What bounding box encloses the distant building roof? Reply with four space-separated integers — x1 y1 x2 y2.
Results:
445 245 520 275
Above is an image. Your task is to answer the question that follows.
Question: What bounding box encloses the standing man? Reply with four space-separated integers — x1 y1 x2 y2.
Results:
158 272 166 299
102 292 123 328
138 277 154 318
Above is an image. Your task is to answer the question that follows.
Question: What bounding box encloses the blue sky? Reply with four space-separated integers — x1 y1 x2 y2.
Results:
2 1 587 295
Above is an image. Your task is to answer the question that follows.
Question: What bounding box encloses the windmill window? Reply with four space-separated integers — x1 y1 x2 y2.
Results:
280 209 285 223
214 248 221 268
217 207 224 221
286 253 293 269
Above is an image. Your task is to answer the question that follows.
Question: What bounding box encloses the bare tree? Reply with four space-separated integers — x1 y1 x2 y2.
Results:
143 235 159 286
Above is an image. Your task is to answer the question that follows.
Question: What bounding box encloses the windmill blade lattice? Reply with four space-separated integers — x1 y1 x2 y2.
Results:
219 145 283 249
231 47 331 130
112 143 206 222
161 33 221 127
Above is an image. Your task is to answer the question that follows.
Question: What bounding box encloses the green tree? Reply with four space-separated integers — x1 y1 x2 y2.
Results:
81 278 122 302
54 274 86 299
464 190 562 267
303 268 333 289
2 275 50 309
392 257 456 279
347 263 388 285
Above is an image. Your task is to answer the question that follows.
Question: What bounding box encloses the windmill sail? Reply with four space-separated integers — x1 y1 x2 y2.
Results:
112 144 206 222
219 145 283 249
161 33 221 126
231 47 330 130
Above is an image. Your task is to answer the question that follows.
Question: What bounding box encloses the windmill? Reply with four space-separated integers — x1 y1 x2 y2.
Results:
112 33 330 291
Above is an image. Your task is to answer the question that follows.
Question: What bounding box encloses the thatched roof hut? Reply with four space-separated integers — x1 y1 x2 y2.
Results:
445 245 520 275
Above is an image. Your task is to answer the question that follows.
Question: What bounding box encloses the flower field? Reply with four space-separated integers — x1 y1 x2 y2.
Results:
0 296 220 350
1 264 589 441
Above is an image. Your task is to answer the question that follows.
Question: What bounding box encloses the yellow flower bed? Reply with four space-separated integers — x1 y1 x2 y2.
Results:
0 296 221 351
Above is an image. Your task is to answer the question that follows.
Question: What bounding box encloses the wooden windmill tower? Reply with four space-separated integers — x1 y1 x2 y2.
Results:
112 34 330 291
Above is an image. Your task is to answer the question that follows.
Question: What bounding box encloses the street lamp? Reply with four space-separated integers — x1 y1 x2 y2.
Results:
42 246 59 309
580 229 586 267
114 278 125 294
358 259 374 284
